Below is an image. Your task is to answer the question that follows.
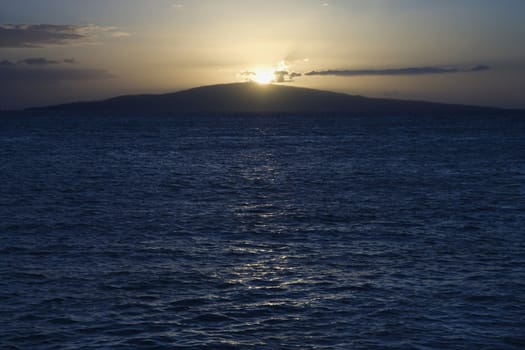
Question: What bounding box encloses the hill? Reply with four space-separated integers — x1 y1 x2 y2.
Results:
24 82 508 115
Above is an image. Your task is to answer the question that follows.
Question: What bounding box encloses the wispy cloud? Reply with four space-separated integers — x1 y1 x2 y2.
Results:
19 57 58 65
0 24 130 48
1 57 78 66
110 31 131 38
18 57 76 66
304 65 490 77
0 67 113 81
0 56 110 81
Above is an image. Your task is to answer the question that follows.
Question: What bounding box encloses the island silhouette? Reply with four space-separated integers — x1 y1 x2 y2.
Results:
18 82 516 116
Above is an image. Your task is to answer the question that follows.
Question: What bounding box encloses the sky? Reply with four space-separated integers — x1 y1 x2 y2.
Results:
1 0 524 109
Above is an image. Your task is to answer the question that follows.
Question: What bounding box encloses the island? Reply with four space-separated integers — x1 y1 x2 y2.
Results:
5 82 520 116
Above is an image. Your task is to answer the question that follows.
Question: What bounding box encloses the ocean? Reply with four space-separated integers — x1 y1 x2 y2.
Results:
1 113 524 349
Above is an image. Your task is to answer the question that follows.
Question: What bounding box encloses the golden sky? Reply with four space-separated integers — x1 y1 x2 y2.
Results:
1 0 524 108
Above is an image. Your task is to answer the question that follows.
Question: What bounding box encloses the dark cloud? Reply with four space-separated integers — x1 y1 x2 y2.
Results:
2 57 79 66
0 24 87 47
0 53 108 82
274 70 288 83
471 65 490 72
274 71 302 82
241 71 256 76
18 57 60 65
0 67 114 82
0 24 129 48
304 65 490 77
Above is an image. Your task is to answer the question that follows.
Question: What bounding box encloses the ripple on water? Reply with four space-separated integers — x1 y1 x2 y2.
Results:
1 114 524 349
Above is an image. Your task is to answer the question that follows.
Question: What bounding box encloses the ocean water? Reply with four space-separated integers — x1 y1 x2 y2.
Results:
1 113 524 349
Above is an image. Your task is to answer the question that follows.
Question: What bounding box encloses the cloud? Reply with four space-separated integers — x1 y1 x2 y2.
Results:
304 65 490 77
0 67 114 82
0 24 130 48
282 54 310 66
273 70 288 83
241 70 302 83
470 65 490 71
18 57 60 65
2 57 79 66
274 71 302 82
241 63 487 84
0 55 107 82
110 31 131 38
274 70 302 82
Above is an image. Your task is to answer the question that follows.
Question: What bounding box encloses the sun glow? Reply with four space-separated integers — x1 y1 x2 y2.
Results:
244 60 290 85
252 68 276 84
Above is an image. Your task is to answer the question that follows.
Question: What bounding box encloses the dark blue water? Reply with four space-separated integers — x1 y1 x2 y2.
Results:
1 114 525 349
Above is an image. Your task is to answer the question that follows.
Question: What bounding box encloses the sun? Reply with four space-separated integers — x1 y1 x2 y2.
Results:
252 68 275 84
242 61 290 84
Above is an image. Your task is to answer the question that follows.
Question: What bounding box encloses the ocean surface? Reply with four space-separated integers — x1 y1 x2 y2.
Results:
1 113 524 349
